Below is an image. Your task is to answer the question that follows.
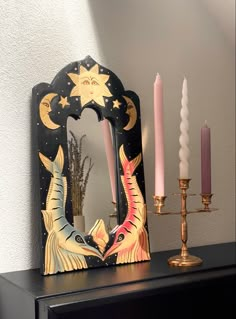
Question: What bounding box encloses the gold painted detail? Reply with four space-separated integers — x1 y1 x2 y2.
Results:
59 96 70 108
68 64 112 107
104 144 150 263
123 96 137 131
39 145 103 275
39 93 60 130
88 219 109 254
113 99 121 109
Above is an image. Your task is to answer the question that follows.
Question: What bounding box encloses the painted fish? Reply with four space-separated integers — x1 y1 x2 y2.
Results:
104 144 150 263
39 145 102 275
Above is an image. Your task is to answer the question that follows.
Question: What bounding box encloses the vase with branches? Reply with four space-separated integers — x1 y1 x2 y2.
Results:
68 130 94 225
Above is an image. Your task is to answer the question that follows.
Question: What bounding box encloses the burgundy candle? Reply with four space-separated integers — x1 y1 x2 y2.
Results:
201 121 211 194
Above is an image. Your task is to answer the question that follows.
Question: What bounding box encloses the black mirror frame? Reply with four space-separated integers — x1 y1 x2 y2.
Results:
32 56 151 275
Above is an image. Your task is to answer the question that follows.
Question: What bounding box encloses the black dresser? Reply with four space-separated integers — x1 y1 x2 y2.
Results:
0 242 235 319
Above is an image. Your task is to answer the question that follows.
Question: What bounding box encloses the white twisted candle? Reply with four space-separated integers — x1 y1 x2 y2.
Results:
179 77 190 179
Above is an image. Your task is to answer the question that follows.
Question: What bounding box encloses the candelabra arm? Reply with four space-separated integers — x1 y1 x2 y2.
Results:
153 195 167 214
152 178 218 267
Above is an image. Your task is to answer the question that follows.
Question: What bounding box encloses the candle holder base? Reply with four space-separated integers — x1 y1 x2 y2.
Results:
153 195 167 214
201 193 213 211
196 193 218 212
168 254 203 267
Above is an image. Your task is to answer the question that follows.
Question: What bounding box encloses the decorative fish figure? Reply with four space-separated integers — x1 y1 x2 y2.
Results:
39 145 102 275
104 144 150 263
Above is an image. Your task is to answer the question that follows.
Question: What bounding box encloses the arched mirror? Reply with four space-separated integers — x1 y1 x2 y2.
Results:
67 108 115 232
32 56 151 275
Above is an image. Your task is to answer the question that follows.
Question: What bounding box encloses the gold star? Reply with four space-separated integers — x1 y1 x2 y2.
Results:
59 96 70 108
113 99 121 109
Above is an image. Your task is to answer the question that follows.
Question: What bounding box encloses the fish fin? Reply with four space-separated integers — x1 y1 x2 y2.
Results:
136 226 151 261
130 153 142 174
44 231 88 274
46 179 54 208
115 227 150 264
39 152 53 173
63 177 67 209
88 219 109 254
119 144 141 175
39 145 64 174
54 145 64 173
41 210 53 233
57 246 88 271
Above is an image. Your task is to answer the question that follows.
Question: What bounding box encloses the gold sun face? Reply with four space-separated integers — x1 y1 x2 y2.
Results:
68 64 112 107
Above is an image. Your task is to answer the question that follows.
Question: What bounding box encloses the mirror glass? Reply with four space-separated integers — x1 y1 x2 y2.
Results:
67 108 116 233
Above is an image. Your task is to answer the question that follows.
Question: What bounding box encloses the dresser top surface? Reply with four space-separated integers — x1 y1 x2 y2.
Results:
1 242 235 300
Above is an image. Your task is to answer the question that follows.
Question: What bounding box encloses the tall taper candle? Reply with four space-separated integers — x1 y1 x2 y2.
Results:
154 73 165 196
179 77 190 179
201 121 211 194
101 119 116 203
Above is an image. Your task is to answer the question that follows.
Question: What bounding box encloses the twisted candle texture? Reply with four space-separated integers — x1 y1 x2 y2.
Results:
179 77 190 179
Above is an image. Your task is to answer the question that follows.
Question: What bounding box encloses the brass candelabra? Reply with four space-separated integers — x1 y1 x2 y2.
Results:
153 179 217 267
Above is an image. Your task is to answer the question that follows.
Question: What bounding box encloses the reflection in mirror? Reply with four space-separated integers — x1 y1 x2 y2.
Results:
67 108 117 233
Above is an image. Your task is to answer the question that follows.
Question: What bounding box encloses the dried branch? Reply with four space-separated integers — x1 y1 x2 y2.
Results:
68 131 94 216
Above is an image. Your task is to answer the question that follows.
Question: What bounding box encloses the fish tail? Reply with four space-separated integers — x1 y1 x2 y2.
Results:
39 145 64 174
88 219 109 254
119 144 141 175
137 226 151 261
39 153 53 174
41 210 53 233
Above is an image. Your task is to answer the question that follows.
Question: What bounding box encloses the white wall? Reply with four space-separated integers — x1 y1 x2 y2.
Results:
0 0 235 273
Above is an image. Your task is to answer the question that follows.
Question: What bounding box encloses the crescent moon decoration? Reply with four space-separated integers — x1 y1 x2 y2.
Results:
68 64 112 107
123 95 137 131
39 93 60 130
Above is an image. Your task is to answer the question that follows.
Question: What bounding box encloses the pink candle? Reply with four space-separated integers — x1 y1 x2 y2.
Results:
101 119 116 203
154 73 165 196
201 121 211 194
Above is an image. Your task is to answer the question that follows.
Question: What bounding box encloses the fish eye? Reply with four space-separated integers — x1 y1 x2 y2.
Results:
75 235 84 243
117 233 124 242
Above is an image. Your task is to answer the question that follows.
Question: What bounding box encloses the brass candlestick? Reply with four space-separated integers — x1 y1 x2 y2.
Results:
153 179 217 267
168 179 202 267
